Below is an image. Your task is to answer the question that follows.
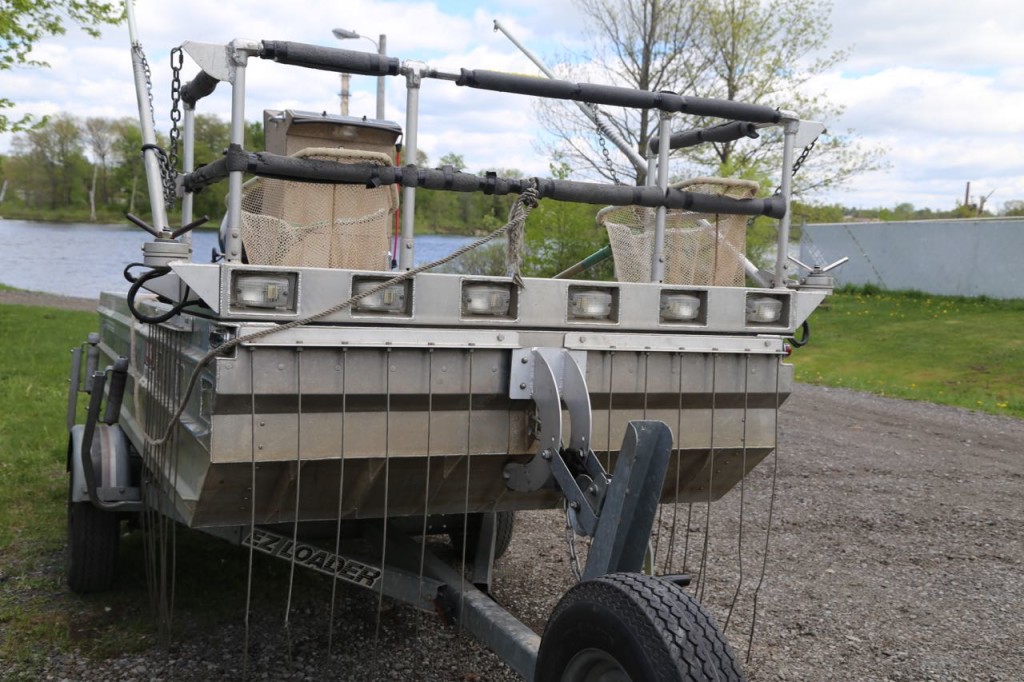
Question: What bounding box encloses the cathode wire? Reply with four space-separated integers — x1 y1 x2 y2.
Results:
374 348 393 643
242 349 257 678
724 354 750 633
284 350 303 655
417 350 435 622
327 349 348 657
666 352 685 574
459 350 475 628
697 353 718 603
746 355 783 664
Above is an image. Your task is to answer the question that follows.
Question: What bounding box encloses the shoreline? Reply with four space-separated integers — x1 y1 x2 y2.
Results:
0 288 98 312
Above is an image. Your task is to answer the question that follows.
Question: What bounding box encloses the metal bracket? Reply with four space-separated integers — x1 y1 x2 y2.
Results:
504 348 607 536
182 41 235 83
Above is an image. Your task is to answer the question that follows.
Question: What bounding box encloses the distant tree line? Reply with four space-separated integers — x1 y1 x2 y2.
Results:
0 112 262 224
2 112 1021 280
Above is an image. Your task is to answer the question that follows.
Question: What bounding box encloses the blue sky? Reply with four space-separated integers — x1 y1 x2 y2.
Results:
1 0 1022 212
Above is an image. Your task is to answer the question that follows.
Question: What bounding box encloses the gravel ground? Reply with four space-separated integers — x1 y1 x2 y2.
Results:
2 297 1021 681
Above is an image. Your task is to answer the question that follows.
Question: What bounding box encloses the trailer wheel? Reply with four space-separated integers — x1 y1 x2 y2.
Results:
534 573 745 682
448 511 515 560
66 497 121 594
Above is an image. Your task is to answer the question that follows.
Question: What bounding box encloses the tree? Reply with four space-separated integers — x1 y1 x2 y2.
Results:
1002 200 1024 217
0 1 124 132
539 0 885 196
11 113 88 209
83 116 116 219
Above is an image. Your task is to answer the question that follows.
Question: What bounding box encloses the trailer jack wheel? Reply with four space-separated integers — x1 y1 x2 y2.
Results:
534 573 746 682
66 494 121 594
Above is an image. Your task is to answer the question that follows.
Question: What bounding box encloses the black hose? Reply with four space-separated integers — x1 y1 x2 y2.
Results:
126 266 191 324
790 320 810 348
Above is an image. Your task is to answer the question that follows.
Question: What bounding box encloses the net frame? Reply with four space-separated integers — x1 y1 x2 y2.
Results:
599 177 759 286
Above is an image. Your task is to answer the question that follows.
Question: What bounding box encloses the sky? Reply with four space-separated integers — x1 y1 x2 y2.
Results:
1 0 1022 212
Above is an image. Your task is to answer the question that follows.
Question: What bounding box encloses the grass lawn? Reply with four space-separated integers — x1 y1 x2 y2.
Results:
791 287 1024 418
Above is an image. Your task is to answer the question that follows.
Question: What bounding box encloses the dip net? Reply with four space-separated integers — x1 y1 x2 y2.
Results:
599 177 759 286
240 147 398 270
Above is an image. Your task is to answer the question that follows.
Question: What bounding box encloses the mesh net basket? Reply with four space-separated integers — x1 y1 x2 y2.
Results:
240 147 398 270
599 177 759 286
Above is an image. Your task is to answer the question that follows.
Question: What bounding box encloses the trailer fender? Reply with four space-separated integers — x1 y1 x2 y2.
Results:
68 423 137 505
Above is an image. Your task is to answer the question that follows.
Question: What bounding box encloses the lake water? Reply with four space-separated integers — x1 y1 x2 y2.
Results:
0 219 475 298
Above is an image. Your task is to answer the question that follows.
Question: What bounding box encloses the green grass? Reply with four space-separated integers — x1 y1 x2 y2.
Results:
0 298 354 671
791 286 1024 418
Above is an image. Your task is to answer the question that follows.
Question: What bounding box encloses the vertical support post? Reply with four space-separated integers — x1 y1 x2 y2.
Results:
341 73 351 115
223 47 248 263
651 108 672 283
181 106 195 238
399 65 423 270
774 118 798 288
376 34 387 120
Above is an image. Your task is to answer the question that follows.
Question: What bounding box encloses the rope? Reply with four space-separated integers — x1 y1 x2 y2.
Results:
144 180 540 447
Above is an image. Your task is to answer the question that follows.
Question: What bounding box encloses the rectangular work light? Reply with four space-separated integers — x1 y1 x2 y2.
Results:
352 277 411 315
231 272 297 312
462 282 514 317
745 295 784 324
567 286 617 322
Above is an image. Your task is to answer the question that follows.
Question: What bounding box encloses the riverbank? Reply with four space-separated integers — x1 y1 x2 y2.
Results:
0 286 98 312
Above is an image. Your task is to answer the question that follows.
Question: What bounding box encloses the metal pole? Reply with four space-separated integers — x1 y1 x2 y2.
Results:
223 48 248 263
376 34 387 119
651 110 672 283
341 73 351 116
774 118 798 288
181 107 195 240
398 65 422 270
493 19 647 176
126 0 170 234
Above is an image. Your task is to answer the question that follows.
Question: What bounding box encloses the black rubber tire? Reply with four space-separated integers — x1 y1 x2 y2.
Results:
535 573 746 682
447 511 515 561
66 498 121 594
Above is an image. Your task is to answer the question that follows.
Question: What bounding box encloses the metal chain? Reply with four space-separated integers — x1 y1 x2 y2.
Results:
563 501 582 582
772 135 818 197
592 104 622 185
135 43 182 210
137 45 157 133
157 47 184 210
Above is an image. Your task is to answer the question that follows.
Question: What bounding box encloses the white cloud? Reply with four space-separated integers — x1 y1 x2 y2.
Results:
1 0 1022 211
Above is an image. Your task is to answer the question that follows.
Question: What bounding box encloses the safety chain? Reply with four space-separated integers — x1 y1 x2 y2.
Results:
564 501 583 582
591 104 622 185
772 135 818 197
135 43 182 210
165 46 184 204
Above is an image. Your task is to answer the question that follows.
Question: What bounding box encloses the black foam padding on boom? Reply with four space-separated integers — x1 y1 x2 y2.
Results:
182 152 788 220
259 41 400 77
179 71 220 107
649 120 760 153
455 69 782 123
